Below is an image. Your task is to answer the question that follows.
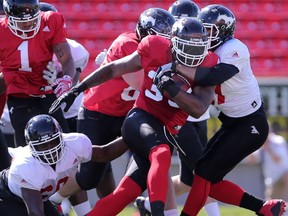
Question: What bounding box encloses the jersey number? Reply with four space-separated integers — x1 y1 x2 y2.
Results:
215 84 225 104
121 86 139 101
40 176 69 199
18 41 32 72
145 70 179 108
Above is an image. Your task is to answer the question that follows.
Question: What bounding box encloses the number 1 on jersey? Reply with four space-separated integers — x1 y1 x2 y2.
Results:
18 41 32 72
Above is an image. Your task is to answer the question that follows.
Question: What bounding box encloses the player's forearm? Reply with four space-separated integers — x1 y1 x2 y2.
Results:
91 137 128 162
194 63 239 86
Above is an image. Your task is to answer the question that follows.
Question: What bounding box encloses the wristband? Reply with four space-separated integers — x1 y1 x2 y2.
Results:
164 84 181 98
49 191 66 205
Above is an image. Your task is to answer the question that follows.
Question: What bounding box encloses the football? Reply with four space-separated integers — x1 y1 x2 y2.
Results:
172 73 192 93
164 73 192 99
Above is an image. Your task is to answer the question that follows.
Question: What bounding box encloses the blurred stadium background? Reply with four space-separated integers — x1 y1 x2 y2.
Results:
46 0 288 126
40 0 288 208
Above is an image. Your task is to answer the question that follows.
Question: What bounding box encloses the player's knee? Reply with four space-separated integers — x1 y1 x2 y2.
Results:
149 144 171 164
76 172 102 190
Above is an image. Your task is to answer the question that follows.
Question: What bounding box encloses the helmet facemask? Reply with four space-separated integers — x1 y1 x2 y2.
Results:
172 36 209 67
28 131 64 165
7 11 41 39
171 18 209 67
203 23 221 50
25 114 65 166
4 0 41 39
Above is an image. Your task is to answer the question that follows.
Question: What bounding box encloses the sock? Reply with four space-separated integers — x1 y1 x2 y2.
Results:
144 197 151 212
209 180 244 206
164 209 179 216
87 176 142 216
61 199 71 215
147 144 171 215
181 174 210 216
239 192 264 213
204 201 220 216
144 197 179 216
150 201 165 216
72 200 91 216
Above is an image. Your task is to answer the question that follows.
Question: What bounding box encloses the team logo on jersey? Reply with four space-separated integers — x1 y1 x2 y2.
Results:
73 158 78 165
9 106 14 114
251 126 259 134
21 178 27 183
174 125 182 131
251 101 258 108
43 26 50 32
232 52 239 58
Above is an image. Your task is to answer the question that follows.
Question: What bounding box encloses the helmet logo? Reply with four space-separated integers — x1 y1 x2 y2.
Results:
141 15 156 27
3 1 10 13
217 15 234 28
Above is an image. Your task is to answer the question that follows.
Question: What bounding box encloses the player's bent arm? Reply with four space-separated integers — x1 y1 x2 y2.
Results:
176 63 239 86
91 137 128 163
77 51 142 92
171 85 215 118
53 42 77 85
21 188 45 216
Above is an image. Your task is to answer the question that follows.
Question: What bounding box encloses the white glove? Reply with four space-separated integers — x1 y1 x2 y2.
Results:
51 75 73 97
95 49 107 65
43 61 57 85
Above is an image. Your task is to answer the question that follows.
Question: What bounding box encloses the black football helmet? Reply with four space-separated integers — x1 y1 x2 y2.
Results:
136 7 175 40
25 114 65 165
198 4 236 50
3 0 41 39
168 0 200 20
171 17 209 67
39 2 57 12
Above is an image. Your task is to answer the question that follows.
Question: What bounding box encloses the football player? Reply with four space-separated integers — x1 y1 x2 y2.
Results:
135 1 221 215
0 114 127 216
49 17 221 216
57 7 175 209
176 5 286 216
0 0 76 147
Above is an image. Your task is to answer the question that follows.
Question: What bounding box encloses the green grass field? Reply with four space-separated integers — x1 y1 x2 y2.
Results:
70 204 256 215
115 205 256 216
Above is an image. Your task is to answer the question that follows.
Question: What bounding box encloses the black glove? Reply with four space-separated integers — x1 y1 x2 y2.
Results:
153 64 180 98
49 86 81 114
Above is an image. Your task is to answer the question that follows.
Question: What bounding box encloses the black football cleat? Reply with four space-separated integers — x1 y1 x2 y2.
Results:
134 196 151 216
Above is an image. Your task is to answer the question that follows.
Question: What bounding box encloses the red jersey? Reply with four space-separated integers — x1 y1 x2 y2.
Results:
0 11 67 97
135 35 218 135
83 32 140 116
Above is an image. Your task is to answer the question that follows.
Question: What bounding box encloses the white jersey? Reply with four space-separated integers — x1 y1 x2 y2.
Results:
213 38 262 117
7 133 92 201
53 39 90 119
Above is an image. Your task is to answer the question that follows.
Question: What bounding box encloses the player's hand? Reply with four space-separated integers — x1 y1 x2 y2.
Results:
51 75 72 97
95 49 108 65
153 63 175 93
43 61 57 85
49 86 80 114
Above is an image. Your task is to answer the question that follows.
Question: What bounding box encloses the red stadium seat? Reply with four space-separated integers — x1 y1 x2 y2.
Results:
48 0 288 79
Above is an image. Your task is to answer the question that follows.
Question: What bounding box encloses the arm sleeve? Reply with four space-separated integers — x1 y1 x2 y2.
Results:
194 63 239 86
